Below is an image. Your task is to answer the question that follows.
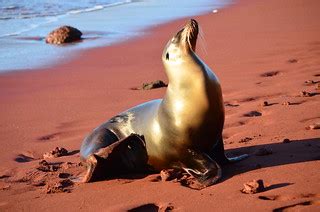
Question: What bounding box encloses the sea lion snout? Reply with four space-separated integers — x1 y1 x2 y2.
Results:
162 19 199 62
180 19 199 52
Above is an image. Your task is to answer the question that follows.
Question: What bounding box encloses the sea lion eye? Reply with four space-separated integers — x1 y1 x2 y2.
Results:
166 52 169 60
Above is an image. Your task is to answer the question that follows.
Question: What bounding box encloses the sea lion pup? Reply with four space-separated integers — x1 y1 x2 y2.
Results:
79 19 248 188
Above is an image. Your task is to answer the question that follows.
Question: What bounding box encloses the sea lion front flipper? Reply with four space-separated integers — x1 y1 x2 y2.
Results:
81 134 148 182
179 149 221 190
208 137 248 165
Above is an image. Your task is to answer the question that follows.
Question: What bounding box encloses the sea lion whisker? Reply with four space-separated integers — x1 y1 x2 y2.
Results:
198 26 207 55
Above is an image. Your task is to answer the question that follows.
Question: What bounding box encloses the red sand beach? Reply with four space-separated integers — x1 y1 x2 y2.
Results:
0 0 320 211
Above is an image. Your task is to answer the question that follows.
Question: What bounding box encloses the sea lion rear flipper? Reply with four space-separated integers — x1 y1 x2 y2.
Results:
81 134 148 182
208 137 248 165
180 149 221 190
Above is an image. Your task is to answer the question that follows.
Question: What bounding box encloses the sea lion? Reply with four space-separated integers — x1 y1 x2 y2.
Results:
79 19 247 188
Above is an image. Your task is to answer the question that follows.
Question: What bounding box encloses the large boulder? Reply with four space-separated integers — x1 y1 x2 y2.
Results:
45 26 82 44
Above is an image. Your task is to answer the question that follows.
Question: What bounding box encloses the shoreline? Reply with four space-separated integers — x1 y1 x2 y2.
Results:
1 0 320 211
0 0 227 72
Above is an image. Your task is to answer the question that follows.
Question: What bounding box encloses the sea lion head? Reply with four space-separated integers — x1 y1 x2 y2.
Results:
162 19 199 64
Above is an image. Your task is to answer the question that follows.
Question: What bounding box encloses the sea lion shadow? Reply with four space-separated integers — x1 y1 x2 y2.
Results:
221 137 320 183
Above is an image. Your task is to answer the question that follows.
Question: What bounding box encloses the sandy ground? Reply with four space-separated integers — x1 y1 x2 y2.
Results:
0 0 320 211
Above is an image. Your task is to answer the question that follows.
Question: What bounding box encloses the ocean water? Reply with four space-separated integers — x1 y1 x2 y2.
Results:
0 0 230 72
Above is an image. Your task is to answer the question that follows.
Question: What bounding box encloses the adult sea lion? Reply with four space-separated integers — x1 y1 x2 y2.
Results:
79 19 247 188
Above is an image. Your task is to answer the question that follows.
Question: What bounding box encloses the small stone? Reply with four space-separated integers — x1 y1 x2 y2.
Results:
282 138 291 143
239 137 253 143
142 80 167 90
262 101 269 106
306 123 320 130
241 179 265 194
255 148 272 156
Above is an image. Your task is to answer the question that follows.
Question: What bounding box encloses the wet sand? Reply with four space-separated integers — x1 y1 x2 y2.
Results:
0 0 320 211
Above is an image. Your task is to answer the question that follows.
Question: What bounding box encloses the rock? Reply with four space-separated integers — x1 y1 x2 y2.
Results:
306 123 320 130
45 26 82 44
241 179 265 194
142 80 167 90
282 138 291 143
43 147 68 159
261 101 270 106
239 137 253 143
255 148 272 156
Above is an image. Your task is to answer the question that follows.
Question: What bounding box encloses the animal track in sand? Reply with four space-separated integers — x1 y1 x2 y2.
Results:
14 147 79 163
224 121 248 129
243 111 262 117
37 132 61 141
260 71 280 77
14 154 36 163
299 116 320 123
224 102 240 107
6 160 82 194
259 193 320 202
273 200 320 212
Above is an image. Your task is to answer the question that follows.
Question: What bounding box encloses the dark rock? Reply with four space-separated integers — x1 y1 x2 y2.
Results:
46 26 82 44
142 80 167 90
239 137 253 143
282 138 291 143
